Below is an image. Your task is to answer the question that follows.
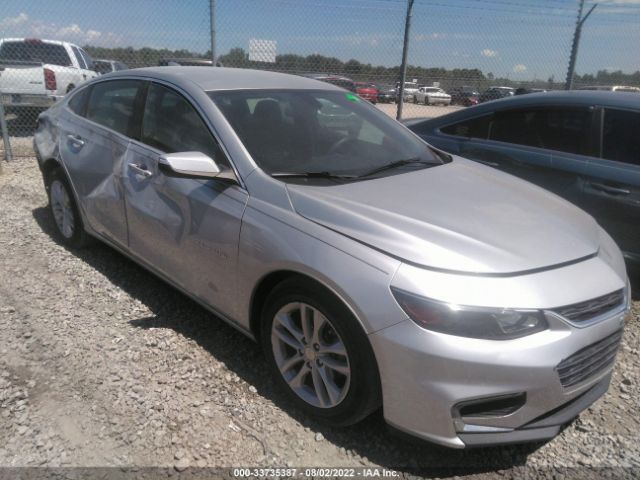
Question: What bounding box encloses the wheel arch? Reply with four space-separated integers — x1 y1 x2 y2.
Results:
249 269 367 344
41 157 63 192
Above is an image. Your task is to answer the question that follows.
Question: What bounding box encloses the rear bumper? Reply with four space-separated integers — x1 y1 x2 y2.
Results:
1 93 63 108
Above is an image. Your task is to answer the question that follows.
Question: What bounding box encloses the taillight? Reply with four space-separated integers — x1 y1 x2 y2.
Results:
44 68 57 91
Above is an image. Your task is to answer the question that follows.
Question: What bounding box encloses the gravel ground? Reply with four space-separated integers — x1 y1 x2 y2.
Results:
0 158 639 479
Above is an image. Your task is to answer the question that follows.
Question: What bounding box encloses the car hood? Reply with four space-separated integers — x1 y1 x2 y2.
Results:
286 158 600 274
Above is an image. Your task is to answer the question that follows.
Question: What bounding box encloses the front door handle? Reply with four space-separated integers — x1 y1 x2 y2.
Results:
128 163 153 178
589 182 630 196
67 134 85 147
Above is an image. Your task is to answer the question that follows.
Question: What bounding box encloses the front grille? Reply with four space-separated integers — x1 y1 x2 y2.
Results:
551 289 624 324
556 330 623 388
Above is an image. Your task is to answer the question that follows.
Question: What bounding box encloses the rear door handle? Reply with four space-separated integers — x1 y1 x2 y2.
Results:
589 182 630 196
128 163 153 178
67 134 85 147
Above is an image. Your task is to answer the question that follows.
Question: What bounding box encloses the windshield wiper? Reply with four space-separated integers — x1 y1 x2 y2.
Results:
271 171 356 180
358 157 431 178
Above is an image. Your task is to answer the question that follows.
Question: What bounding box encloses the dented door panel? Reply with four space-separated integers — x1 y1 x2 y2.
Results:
122 142 248 318
58 114 129 246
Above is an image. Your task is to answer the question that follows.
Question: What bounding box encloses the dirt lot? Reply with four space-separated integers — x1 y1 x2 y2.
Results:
376 102 463 119
0 158 639 478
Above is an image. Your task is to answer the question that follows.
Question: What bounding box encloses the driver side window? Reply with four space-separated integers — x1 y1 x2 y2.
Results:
141 83 229 167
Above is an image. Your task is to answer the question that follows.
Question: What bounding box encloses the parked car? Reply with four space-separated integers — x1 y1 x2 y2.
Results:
0 37 97 112
377 84 397 103
450 87 479 106
396 81 420 100
515 87 547 95
34 68 630 449
93 59 128 75
354 82 378 103
577 85 640 93
406 91 640 268
478 86 515 103
301 73 356 92
414 86 452 105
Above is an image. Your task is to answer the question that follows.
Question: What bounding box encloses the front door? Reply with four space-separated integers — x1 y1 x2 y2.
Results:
122 82 247 314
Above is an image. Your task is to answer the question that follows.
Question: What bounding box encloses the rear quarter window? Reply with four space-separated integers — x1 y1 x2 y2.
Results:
602 108 640 166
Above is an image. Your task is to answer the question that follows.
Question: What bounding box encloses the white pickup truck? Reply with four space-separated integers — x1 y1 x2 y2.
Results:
0 38 98 112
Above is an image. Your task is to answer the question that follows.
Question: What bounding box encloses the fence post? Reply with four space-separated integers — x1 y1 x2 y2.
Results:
0 99 12 162
210 0 217 66
397 0 415 120
565 1 597 90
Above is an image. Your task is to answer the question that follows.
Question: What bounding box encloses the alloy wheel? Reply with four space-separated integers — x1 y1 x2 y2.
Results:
271 302 351 409
50 180 75 239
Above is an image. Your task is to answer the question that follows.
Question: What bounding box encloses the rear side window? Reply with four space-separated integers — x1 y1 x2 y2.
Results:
68 87 90 116
489 108 592 155
79 48 94 70
86 80 142 137
71 46 86 69
0 41 72 67
141 83 228 166
441 115 491 139
602 108 640 166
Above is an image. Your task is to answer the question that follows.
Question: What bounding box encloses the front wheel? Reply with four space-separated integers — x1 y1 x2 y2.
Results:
261 277 381 426
424 96 430 105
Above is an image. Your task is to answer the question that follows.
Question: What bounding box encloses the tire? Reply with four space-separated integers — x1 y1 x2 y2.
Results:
261 277 381 426
413 95 418 104
425 96 430 105
47 168 91 248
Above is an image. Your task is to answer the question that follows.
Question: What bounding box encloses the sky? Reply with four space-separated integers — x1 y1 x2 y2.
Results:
1 0 638 80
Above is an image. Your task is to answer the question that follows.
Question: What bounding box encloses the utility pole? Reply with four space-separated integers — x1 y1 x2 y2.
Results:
209 0 217 66
397 0 415 120
565 0 597 90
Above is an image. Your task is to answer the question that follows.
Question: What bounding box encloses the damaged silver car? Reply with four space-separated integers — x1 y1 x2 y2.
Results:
34 67 631 448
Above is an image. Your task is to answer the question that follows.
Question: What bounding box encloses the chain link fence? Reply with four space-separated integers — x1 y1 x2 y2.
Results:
1 0 639 159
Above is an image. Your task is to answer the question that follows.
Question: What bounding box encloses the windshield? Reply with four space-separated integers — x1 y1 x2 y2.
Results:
209 89 442 177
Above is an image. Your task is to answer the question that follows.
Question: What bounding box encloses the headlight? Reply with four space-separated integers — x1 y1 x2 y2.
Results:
391 287 548 340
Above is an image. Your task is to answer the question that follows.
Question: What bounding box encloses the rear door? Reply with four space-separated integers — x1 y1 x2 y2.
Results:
122 82 247 314
59 79 145 246
581 107 640 262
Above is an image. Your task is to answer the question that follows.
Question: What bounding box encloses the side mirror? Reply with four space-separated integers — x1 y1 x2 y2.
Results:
159 151 234 180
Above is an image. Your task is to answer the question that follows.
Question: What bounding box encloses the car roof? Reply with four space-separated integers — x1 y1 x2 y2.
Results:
103 66 343 91
418 90 640 127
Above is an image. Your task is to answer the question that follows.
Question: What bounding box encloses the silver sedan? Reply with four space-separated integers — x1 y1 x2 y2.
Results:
34 67 630 448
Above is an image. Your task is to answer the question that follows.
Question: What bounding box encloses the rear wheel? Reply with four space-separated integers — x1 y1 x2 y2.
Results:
425 96 430 105
261 277 381 425
47 168 90 248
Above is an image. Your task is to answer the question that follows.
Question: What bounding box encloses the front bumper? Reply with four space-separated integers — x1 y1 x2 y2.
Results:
370 308 625 448
1 93 63 108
